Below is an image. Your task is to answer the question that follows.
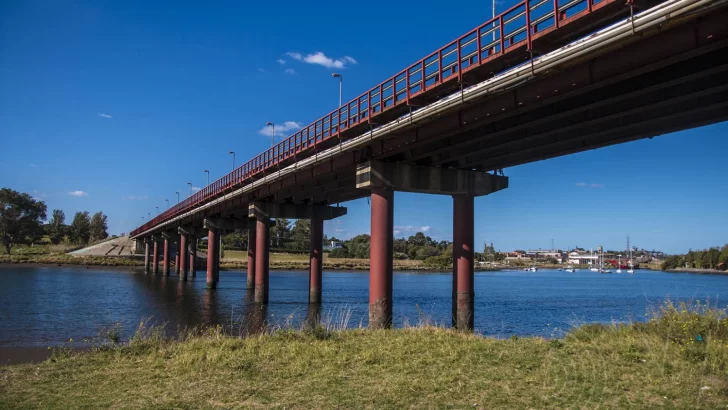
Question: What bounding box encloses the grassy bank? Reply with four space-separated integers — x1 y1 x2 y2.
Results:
2 302 728 409
222 251 432 271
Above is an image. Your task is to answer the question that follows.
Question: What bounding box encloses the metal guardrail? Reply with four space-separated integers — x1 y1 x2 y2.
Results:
131 0 621 236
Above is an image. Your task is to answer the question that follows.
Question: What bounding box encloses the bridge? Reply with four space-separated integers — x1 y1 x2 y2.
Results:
130 0 728 330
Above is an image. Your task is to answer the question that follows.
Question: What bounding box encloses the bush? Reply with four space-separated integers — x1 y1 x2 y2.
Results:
329 248 349 258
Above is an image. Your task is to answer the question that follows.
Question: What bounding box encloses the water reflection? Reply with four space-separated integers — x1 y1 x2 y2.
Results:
4 266 728 347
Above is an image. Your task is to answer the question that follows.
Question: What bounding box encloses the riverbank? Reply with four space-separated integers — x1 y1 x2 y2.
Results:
0 253 503 271
2 303 727 409
668 267 728 275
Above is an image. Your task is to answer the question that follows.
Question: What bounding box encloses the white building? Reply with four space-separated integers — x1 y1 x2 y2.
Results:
568 251 599 265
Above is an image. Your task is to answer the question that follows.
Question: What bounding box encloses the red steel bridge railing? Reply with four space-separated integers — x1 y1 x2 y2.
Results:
131 0 622 236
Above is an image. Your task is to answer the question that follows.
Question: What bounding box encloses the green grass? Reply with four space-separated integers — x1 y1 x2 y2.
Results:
2 301 728 409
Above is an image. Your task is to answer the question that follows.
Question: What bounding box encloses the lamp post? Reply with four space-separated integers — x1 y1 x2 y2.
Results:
266 122 275 147
187 182 192 196
332 73 343 107
148 212 151 220
156 206 159 216
142 216 145 223
175 191 180 204
228 152 235 170
165 199 169 209
204 170 209 186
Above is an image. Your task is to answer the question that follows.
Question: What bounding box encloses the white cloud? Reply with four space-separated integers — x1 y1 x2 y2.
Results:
98 113 112 119
277 59 286 65
257 68 266 73
125 195 148 200
576 182 604 188
259 121 303 137
286 51 358 69
393 225 432 236
68 190 88 197
191 187 201 193
29 164 38 168
284 68 296 75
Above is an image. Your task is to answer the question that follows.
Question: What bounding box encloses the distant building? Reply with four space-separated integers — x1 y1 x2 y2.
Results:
568 251 599 265
527 250 565 263
324 240 344 251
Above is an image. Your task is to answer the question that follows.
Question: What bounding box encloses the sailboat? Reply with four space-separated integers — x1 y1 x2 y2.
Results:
599 247 611 274
627 245 634 274
589 249 599 272
616 255 622 273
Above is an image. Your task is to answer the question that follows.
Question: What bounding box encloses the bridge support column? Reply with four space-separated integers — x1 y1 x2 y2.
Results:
247 221 256 290
144 239 151 274
369 187 394 329
453 194 475 331
179 233 188 281
175 251 180 275
189 235 197 278
357 160 507 330
309 216 323 304
163 238 170 276
247 202 346 305
206 228 219 289
254 217 270 304
152 237 160 274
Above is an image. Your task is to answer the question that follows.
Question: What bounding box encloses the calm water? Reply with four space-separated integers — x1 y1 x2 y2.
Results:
2 266 728 347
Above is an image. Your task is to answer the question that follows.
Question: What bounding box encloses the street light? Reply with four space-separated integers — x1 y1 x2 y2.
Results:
187 182 192 196
148 212 151 220
165 199 169 209
204 169 210 186
228 152 235 170
266 122 275 147
141 216 145 223
332 73 342 107
156 206 159 216
175 191 180 204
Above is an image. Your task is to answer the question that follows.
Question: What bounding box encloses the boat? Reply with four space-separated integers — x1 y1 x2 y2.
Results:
589 249 599 271
565 266 576 272
598 246 611 273
528 266 538 272
616 255 622 273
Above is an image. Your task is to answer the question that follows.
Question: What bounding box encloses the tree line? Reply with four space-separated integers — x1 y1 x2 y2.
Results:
661 246 728 271
0 188 108 254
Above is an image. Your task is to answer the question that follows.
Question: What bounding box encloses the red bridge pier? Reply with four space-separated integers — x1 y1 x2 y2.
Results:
246 220 256 290
152 236 160 274
368 187 394 328
205 225 219 289
309 216 324 304
357 160 507 330
248 202 347 305
143 238 151 274
162 235 171 276
254 216 270 304
178 230 188 281
188 233 197 277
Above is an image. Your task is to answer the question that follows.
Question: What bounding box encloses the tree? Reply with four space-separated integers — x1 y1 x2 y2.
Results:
89 211 108 242
720 245 728 269
290 219 310 250
270 218 291 248
0 188 47 254
408 232 427 247
48 209 66 244
69 211 91 244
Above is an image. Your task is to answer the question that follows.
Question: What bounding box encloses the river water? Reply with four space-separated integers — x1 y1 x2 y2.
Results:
2 265 728 347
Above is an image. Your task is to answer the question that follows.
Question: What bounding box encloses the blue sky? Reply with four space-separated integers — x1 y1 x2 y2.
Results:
1 0 726 255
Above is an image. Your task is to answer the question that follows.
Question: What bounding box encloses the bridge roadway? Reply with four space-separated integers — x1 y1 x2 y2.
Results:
130 0 728 330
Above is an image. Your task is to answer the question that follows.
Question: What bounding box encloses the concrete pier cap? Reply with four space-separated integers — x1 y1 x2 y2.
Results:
356 159 508 196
